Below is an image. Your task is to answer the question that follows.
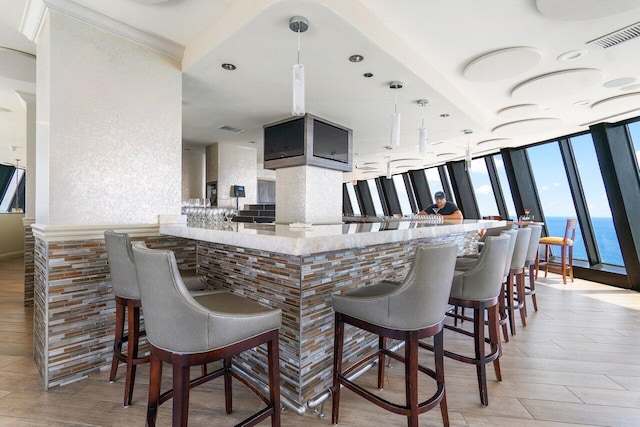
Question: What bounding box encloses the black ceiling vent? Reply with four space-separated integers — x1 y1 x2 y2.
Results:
587 21 640 49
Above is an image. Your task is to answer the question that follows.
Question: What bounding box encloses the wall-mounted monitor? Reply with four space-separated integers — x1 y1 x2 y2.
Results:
263 114 352 172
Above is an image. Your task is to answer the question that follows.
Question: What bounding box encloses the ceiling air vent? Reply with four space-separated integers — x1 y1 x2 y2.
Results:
587 21 640 49
217 125 245 134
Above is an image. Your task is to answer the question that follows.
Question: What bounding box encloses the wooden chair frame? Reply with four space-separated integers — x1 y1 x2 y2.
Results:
146 329 281 427
332 312 449 427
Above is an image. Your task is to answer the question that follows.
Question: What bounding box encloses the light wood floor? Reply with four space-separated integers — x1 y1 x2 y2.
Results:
1 256 639 426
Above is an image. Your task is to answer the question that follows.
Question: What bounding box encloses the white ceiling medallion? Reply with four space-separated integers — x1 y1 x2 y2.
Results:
463 47 542 82
493 118 563 136
477 138 512 146
536 0 640 20
497 104 539 118
0 48 36 82
591 92 640 112
511 69 602 100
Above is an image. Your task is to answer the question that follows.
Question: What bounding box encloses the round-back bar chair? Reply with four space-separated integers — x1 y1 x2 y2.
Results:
104 231 149 408
496 229 518 343
538 218 577 284
505 227 532 335
438 234 511 407
523 225 543 314
104 231 214 407
331 242 458 427
131 242 282 427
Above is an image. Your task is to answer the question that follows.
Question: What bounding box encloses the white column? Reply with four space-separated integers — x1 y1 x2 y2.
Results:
275 165 342 224
35 10 182 227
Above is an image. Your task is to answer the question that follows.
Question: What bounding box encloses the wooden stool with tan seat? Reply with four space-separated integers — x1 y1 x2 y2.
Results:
538 218 577 285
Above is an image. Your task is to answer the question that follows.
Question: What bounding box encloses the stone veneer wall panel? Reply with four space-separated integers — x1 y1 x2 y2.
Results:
196 230 476 406
33 234 196 389
24 221 35 306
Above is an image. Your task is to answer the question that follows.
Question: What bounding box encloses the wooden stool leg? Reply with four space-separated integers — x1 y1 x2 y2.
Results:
544 245 550 278
331 313 345 425
529 264 538 312
499 282 509 343
267 332 281 427
109 300 125 383
434 330 449 427
517 273 527 327
224 357 233 414
172 363 191 427
123 304 141 407
507 274 516 336
378 336 386 389
406 332 419 427
146 354 162 427
489 305 502 381
474 307 488 406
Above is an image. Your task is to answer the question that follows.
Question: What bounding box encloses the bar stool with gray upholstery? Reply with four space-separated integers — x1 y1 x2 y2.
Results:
131 241 282 427
103 231 213 408
431 234 511 407
523 225 543 314
331 243 458 427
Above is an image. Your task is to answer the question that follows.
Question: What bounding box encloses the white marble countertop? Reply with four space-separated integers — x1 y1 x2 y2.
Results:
160 219 503 256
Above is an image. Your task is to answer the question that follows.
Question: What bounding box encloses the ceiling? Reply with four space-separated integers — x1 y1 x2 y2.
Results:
2 0 640 180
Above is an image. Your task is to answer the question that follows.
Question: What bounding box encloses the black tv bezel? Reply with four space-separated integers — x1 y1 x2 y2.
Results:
263 114 353 172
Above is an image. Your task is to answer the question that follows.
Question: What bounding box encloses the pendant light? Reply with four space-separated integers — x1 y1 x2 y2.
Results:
386 156 392 179
463 129 473 171
290 16 309 116
389 81 403 146
417 99 429 155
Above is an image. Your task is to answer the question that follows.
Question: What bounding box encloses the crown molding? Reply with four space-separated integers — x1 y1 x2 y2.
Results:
15 91 36 108
20 0 185 60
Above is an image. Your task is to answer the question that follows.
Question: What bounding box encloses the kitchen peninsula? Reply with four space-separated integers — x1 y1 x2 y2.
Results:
160 219 503 411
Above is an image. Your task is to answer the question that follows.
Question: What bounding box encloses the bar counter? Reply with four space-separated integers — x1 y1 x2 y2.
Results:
160 219 502 411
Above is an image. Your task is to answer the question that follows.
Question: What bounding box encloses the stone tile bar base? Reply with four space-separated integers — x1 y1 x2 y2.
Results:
23 218 35 306
197 230 478 406
32 223 196 389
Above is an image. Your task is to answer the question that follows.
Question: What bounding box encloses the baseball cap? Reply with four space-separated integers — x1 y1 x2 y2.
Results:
434 191 445 199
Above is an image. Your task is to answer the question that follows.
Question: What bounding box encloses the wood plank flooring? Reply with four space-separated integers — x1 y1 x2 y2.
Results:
0 255 639 426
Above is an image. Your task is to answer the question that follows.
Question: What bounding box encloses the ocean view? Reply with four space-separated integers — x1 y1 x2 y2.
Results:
544 216 623 267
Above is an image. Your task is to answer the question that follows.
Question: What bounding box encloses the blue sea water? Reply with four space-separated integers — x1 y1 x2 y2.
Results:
544 216 624 267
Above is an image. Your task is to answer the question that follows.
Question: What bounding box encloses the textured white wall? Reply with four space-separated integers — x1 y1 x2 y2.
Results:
182 150 205 201
218 144 257 209
36 12 182 226
275 165 342 224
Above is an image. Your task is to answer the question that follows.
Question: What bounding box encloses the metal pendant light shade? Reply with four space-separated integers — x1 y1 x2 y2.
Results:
464 129 473 171
386 158 392 179
417 99 429 155
290 16 309 116
390 81 403 147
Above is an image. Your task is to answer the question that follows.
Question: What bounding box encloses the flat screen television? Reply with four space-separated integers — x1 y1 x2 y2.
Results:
263 114 352 172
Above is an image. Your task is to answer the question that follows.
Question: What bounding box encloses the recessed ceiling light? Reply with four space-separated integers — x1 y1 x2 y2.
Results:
0 107 11 113
557 49 587 61
440 113 450 118
221 63 236 70
384 145 393 150
363 72 373 78
349 54 364 62
603 77 636 88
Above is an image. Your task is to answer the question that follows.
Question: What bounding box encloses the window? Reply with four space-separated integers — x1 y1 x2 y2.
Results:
424 167 443 201
570 134 623 266
0 165 25 213
366 179 384 216
493 154 517 220
345 182 361 216
527 143 587 260
630 121 640 171
392 175 413 215
469 158 499 217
